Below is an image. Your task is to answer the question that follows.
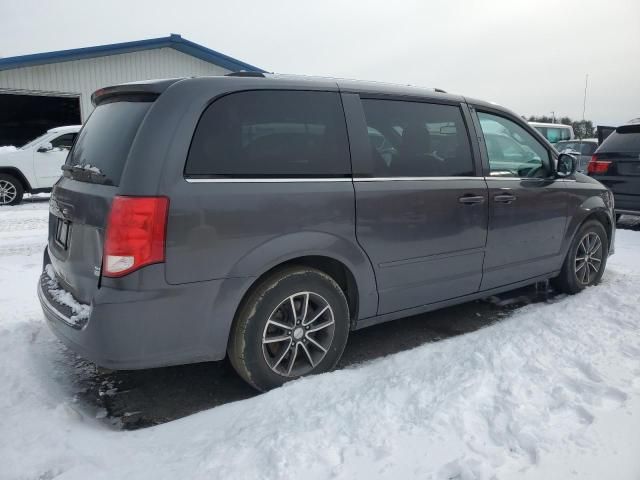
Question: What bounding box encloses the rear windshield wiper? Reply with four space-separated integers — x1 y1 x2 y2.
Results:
61 164 112 185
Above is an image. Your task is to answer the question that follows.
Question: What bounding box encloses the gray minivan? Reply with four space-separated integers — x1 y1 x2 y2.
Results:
38 73 615 391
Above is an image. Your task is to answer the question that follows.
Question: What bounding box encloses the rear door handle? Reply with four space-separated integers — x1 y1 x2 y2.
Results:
494 193 517 204
458 195 485 205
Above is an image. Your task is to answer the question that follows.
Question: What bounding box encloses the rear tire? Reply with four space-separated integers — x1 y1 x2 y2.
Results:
0 174 24 206
228 266 350 391
553 220 608 294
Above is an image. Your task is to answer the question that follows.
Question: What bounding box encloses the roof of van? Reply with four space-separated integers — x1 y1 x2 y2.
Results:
91 73 520 119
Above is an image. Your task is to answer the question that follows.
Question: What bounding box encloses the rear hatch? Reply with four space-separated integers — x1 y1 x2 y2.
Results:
47 94 156 304
589 124 640 203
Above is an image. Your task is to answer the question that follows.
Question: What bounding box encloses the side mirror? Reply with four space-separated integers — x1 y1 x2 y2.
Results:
556 152 577 178
37 142 53 153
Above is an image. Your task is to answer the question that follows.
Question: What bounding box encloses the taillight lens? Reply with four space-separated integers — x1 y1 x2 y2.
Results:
103 196 169 277
587 155 611 175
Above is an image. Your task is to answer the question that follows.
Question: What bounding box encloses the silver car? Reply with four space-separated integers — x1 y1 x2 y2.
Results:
555 139 599 172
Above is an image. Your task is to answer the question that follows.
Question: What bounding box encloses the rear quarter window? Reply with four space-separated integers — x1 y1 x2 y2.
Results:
185 90 351 178
67 100 152 185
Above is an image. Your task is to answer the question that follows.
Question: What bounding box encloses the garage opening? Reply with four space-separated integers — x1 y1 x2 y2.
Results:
0 93 81 147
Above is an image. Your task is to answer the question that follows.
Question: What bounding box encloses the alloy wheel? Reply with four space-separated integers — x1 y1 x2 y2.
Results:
0 180 17 205
574 232 603 285
262 291 335 377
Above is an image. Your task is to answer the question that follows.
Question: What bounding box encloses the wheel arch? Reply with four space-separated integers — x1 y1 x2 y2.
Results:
582 210 613 250
553 204 611 294
0 167 31 192
226 231 378 323
563 193 614 256
237 255 362 327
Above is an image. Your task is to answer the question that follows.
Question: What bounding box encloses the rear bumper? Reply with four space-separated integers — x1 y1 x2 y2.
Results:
616 208 640 216
610 193 640 215
38 252 252 370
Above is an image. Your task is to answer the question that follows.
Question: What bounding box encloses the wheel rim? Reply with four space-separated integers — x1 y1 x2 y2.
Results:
575 232 603 285
262 291 335 377
0 180 17 205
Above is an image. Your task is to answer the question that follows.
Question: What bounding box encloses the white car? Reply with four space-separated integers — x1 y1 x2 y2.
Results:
528 121 575 144
0 125 81 205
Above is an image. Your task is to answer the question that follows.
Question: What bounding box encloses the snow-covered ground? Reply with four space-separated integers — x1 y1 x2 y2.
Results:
1 202 640 480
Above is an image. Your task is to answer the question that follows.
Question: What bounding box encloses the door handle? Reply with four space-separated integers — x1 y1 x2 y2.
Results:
458 195 485 205
494 193 517 203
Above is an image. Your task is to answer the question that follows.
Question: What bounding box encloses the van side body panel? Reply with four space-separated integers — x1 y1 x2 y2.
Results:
150 78 378 321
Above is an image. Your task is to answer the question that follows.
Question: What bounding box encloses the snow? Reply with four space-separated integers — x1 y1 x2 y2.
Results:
43 263 91 325
1 202 640 479
73 163 102 174
0 145 18 154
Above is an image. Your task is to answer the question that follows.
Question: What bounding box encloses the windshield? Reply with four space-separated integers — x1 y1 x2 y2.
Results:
21 132 50 150
66 100 152 185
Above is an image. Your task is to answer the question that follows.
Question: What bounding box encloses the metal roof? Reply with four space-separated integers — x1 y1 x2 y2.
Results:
0 34 265 73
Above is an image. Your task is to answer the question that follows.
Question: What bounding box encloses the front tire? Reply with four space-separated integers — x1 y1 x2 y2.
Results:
228 266 350 391
0 174 24 206
553 220 608 294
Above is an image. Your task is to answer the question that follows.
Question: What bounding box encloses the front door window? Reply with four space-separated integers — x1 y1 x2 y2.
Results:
50 133 77 151
478 112 550 178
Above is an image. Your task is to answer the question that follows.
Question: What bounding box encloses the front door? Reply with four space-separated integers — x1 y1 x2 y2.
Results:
473 109 569 290
344 94 488 314
34 133 76 188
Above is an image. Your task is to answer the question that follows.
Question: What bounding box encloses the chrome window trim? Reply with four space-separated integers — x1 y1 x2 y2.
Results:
485 176 576 182
354 176 481 182
484 176 533 181
185 176 573 183
185 177 352 183
185 176 483 183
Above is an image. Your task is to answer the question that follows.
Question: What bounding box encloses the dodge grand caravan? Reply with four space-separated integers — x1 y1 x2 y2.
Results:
38 74 615 391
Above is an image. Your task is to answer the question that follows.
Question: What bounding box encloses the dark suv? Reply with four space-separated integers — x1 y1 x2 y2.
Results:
587 123 640 220
38 74 615 391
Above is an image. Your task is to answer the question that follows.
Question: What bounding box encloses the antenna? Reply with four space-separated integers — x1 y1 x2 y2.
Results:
580 74 589 139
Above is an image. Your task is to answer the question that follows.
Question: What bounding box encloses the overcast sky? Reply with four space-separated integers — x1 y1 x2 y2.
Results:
2 0 638 125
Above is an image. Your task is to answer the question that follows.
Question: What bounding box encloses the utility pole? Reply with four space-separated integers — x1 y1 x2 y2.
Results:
550 111 556 123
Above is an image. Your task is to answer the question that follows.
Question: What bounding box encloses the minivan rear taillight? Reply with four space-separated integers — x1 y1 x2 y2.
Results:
587 155 611 175
103 196 169 277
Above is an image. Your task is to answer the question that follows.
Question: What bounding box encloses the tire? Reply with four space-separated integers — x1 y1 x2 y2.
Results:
228 266 350 391
553 220 608 294
0 174 24 206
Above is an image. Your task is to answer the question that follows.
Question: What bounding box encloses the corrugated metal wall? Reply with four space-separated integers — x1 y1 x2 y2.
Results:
0 48 230 120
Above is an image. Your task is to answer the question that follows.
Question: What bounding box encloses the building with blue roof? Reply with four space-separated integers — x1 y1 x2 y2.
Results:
0 34 264 146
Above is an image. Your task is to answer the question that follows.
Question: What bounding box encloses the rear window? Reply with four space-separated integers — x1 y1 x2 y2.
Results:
185 90 350 178
66 100 152 185
600 125 640 152
556 141 597 155
534 126 573 143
